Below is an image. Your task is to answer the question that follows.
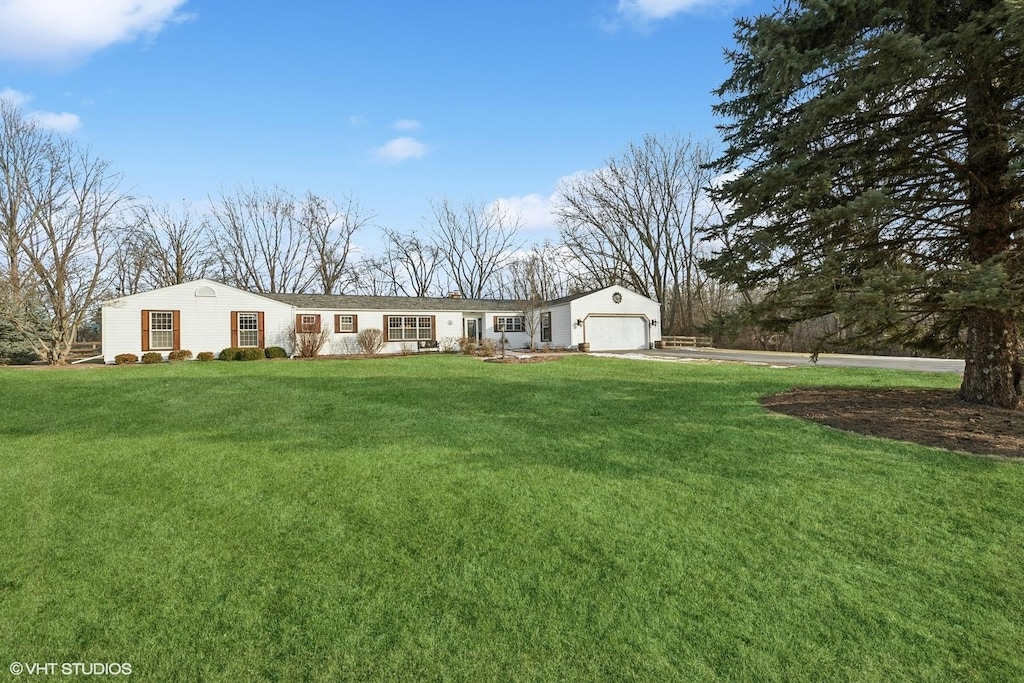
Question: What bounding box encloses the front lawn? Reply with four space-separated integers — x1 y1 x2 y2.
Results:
0 356 1020 681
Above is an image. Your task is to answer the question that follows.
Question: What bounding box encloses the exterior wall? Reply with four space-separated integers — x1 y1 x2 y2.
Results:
314 309 465 355
569 286 662 349
546 303 574 348
484 312 530 350
101 279 294 363
101 280 661 361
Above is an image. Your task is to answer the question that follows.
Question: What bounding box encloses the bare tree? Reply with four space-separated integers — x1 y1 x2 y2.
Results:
106 221 150 297
506 241 569 349
380 227 441 297
0 100 49 305
555 134 719 334
303 192 372 295
348 255 398 296
16 139 127 363
428 198 525 299
132 201 212 289
209 185 313 293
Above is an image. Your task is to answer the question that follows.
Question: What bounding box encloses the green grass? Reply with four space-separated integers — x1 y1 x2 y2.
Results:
0 355 1021 681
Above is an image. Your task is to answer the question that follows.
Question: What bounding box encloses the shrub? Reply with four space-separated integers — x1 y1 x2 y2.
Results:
290 326 330 358
141 352 163 364
219 347 265 361
265 346 288 359
0 318 42 365
2 350 40 365
356 328 385 355
459 337 478 355
168 349 193 362
479 338 497 357
196 351 215 362
114 353 138 365
438 337 459 353
238 347 264 361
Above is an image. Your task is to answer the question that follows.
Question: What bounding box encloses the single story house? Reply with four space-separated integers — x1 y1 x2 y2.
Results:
100 279 662 362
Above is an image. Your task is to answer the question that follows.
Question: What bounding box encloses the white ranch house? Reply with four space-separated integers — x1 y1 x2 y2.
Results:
100 279 662 362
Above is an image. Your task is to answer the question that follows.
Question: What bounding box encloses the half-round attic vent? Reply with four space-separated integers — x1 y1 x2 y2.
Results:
195 286 217 297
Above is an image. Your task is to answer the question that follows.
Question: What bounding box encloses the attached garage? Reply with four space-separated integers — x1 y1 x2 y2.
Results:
585 315 651 351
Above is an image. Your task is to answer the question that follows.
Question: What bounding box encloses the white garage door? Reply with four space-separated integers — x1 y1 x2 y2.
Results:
587 316 649 351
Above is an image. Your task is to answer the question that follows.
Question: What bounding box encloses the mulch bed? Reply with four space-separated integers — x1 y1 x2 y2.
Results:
761 387 1024 459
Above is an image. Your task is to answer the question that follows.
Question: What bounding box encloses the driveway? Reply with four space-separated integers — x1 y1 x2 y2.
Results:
621 348 965 374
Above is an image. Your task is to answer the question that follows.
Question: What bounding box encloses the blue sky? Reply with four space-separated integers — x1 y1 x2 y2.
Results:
0 0 773 251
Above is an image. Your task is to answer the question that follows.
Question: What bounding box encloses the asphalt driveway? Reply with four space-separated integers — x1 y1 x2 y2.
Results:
625 348 965 373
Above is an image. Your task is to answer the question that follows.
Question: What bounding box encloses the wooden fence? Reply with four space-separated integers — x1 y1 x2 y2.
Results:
68 341 102 360
658 336 714 349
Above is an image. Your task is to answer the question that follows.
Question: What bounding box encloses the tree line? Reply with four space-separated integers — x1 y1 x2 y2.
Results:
1 99 732 364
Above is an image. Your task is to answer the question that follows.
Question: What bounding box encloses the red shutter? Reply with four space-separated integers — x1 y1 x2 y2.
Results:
141 310 150 351
351 315 358 334
383 315 390 341
172 310 181 350
430 315 436 341
334 315 341 334
257 311 265 348
230 311 239 347
295 314 303 333
493 316 499 331
313 314 321 334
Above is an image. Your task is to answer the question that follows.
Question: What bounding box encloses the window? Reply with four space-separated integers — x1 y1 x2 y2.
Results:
230 311 264 348
335 315 357 333
495 316 525 333
237 312 259 347
298 314 320 333
540 312 552 343
386 315 433 341
149 311 174 350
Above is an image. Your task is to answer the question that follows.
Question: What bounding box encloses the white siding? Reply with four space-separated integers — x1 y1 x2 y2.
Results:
287 309 457 354
101 280 661 361
563 286 661 350
101 279 294 362
546 303 573 349
485 312 530 349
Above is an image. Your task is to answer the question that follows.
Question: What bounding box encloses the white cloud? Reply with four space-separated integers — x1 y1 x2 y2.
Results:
372 137 428 164
0 0 192 65
30 111 81 132
0 87 31 106
1 88 81 132
393 118 422 131
488 172 598 232
489 192 558 232
614 0 742 24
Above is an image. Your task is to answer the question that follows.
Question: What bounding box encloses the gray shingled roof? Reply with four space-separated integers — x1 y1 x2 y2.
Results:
543 285 655 306
260 292 524 312
543 287 605 307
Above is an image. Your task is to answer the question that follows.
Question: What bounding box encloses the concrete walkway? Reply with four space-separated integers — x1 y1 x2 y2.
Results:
619 347 965 374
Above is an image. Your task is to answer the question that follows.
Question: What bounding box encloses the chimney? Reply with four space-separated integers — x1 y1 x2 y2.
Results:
448 291 462 299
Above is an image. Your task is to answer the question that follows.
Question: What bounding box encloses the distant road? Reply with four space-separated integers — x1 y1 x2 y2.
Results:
633 348 965 374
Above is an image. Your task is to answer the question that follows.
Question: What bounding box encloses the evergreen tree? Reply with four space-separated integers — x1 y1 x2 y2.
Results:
709 0 1024 408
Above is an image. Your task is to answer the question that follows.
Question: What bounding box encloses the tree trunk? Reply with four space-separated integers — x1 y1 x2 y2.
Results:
957 56 1020 409
958 308 1020 408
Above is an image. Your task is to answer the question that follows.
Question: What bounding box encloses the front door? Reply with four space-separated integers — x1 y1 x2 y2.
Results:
465 318 479 341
